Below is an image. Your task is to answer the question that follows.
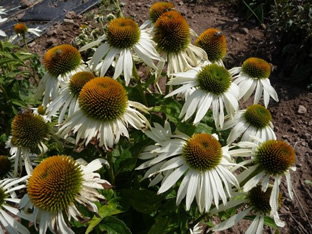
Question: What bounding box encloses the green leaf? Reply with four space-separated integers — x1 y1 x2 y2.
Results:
10 99 26 107
100 216 132 234
160 98 182 124
194 123 213 134
120 189 165 214
86 198 128 234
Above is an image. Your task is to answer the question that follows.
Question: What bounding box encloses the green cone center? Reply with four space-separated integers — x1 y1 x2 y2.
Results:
106 18 141 49
195 28 226 62
44 44 81 77
153 11 190 54
79 77 128 121
244 104 272 129
0 187 6 207
0 156 11 178
11 112 49 150
241 57 271 79
69 71 95 97
183 133 222 171
149 2 175 23
255 140 296 175
197 64 231 95
27 155 83 212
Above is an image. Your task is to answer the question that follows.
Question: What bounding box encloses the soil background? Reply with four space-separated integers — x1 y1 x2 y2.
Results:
6 0 312 233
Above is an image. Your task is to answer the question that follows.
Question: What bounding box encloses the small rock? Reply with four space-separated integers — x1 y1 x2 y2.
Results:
282 135 289 139
21 0 31 8
298 105 307 114
309 120 312 126
301 133 311 139
28 41 36 48
178 1 183 6
64 19 75 24
289 127 297 133
301 141 307 146
46 38 58 47
65 11 76 19
283 117 291 124
47 30 57 36
239 27 249 34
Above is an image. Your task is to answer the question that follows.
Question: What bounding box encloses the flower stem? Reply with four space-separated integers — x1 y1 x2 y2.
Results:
133 64 148 106
22 35 29 50
106 151 116 185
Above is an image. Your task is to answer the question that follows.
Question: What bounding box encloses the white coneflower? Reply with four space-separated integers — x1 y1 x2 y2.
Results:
9 23 42 42
80 17 161 86
0 176 31 234
166 63 239 129
223 104 276 144
230 138 296 215
6 111 50 176
137 123 239 213
20 155 111 234
229 57 278 107
46 71 95 124
58 77 150 150
152 10 207 77
195 28 227 66
35 44 85 106
212 185 285 233
0 6 8 37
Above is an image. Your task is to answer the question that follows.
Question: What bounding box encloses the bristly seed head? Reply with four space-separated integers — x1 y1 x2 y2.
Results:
14 23 28 35
79 77 128 121
255 140 296 175
197 64 231 95
11 112 49 150
69 71 95 97
183 133 222 171
43 44 81 77
247 185 281 214
149 2 175 23
153 11 190 54
241 57 271 79
106 18 141 49
0 155 11 178
195 28 226 62
244 104 272 129
27 155 83 212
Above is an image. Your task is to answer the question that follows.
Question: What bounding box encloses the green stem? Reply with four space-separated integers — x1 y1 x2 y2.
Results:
106 151 116 185
133 64 148 106
0 84 10 102
22 35 29 50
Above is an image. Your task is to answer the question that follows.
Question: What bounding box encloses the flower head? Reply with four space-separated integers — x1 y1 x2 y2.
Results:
166 63 239 128
229 57 278 107
137 123 239 213
20 155 111 234
212 185 285 233
14 23 28 35
46 71 96 124
149 2 175 23
58 77 150 149
223 104 276 144
195 28 226 65
231 138 296 215
9 23 41 42
80 18 161 86
0 177 31 234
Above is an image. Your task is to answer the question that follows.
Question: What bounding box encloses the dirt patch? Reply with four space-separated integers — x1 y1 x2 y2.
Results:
21 0 312 233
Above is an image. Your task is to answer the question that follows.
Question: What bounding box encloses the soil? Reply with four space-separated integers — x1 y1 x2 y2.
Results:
8 0 312 233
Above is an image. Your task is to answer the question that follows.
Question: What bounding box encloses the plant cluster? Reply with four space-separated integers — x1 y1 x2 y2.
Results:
0 1 298 234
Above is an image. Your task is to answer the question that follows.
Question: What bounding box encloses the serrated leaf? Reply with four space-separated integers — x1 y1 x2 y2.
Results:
100 216 132 234
86 198 128 234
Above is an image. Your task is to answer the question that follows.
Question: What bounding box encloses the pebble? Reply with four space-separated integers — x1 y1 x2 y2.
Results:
65 11 76 19
46 38 58 47
298 105 307 114
239 27 249 34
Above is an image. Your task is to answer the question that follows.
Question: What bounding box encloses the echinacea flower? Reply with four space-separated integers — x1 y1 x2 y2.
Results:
223 104 276 144
141 2 175 29
58 77 150 149
9 23 42 42
80 17 161 86
166 63 239 129
229 57 278 107
195 28 226 66
6 111 50 175
46 71 95 124
153 11 207 77
20 155 111 234
0 176 31 234
0 155 14 179
137 123 239 213
231 138 296 215
0 7 7 37
35 44 84 106
212 185 285 233
190 222 204 234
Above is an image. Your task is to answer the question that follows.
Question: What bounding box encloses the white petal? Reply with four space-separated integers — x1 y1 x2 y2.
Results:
158 165 188 194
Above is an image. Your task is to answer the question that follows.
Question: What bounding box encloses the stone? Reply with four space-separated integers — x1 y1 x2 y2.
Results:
63 19 75 25
298 105 307 114
46 38 58 47
239 27 249 34
65 11 76 19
